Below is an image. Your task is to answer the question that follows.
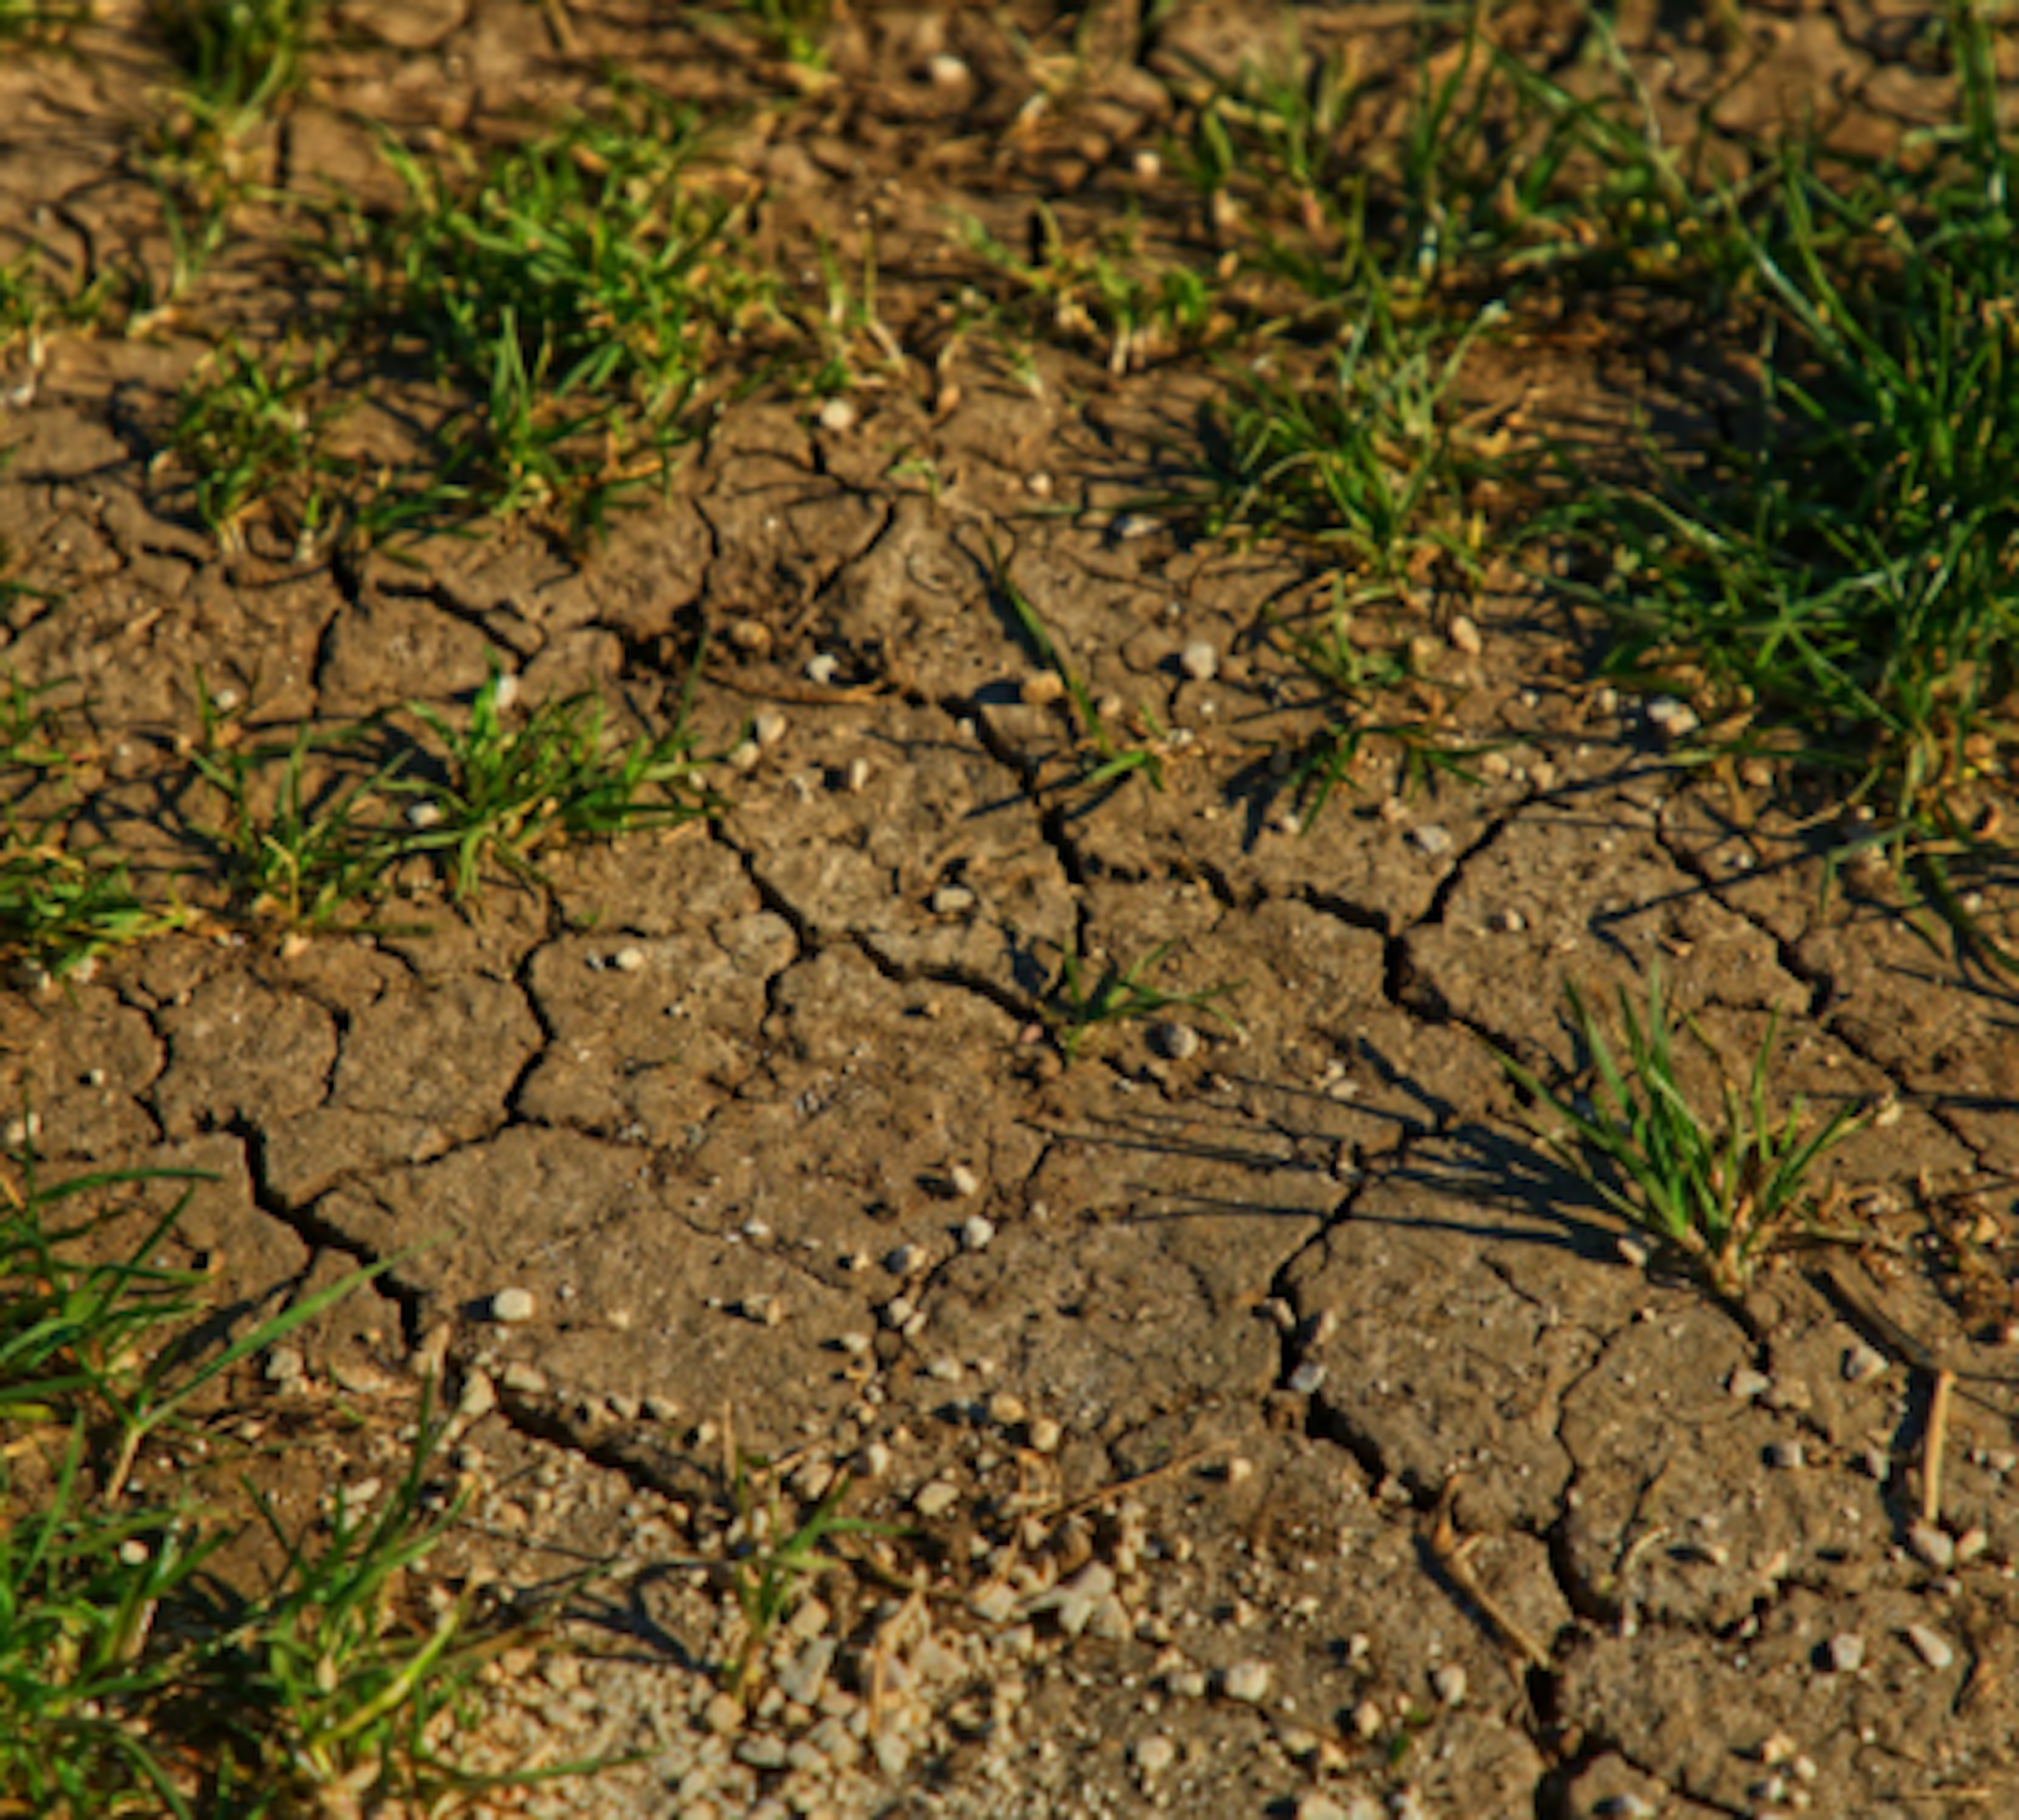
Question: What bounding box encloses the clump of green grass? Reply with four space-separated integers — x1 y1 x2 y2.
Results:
191 665 714 928
1548 8 2019 951
146 0 320 145
394 662 715 901
724 1462 892 1703
1273 588 1500 824
188 710 412 929
993 558 1168 808
0 1151 558 1815
318 97 774 542
1491 967 1869 1300
0 836 190 983
1049 941 1241 1063
166 336 341 553
1181 281 1506 584
956 205 1228 377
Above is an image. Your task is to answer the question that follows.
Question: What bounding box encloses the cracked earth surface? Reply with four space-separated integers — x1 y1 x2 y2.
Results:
7 2 2019 1816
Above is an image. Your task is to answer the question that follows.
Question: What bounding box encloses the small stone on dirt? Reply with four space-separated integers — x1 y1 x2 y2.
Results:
489 1288 537 1325
264 1345 307 1387
1824 1633 1865 1673
612 945 646 973
959 1214 996 1251
816 397 858 433
806 653 840 685
1409 822 1455 857
1133 1735 1176 1777
913 1479 959 1518
946 1163 981 1198
1727 1367 1772 1400
1288 1360 1326 1395
1447 613 1483 657
1766 1438 1805 1470
1150 1020 1200 1061
1021 670 1067 707
1908 1520 1956 1569
753 708 788 748
1431 1663 1468 1707
1906 1623 1955 1670
1027 1416 1063 1453
1842 1341 1888 1383
1179 640 1218 682
1222 1659 1272 1704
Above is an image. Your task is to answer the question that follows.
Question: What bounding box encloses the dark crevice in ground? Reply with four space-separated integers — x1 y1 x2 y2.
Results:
226 1115 428 1348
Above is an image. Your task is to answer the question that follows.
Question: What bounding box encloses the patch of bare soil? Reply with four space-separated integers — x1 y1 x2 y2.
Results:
4 3 2019 1817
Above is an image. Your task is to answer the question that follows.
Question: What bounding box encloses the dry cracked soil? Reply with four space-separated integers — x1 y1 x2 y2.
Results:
5 3 2019 1817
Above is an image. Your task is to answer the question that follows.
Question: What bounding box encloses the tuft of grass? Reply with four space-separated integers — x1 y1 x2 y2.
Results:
1273 588 1500 824
145 0 320 146
1490 966 1869 1300
1548 6 2019 956
0 1150 564 1815
1049 941 1241 1063
0 835 190 983
318 97 774 543
1180 282 1507 583
395 662 715 901
993 558 1168 806
188 707 412 929
166 336 342 553
190 665 715 928
956 205 1229 377
724 1463 892 1703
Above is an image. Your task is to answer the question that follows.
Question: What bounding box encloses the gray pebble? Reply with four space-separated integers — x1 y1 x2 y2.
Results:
1408 823 1454 857
1824 1632 1865 1673
1150 1020 1200 1061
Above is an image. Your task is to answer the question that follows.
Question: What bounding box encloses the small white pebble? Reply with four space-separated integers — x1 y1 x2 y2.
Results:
1224 1456 1255 1486
1431 1663 1468 1707
816 396 858 433
406 800 444 829
1908 1521 1956 1570
1133 1734 1177 1777
837 1331 872 1356
612 945 646 973
1728 1367 1773 1400
1221 1660 1272 1704
1409 823 1454 857
1906 1623 1955 1670
926 50 970 87
1179 640 1219 683
753 707 788 748
1954 1524 1988 1564
489 1288 537 1325
1447 613 1483 657
931 884 976 915
1766 1439 1805 1471
844 755 871 793
960 1214 997 1252
913 1480 960 1518
1150 1020 1200 1061
1027 1416 1063 1453
805 653 840 686
1825 1633 1865 1674
947 1163 982 1198
886 1243 923 1276
1842 1342 1887 1384
1288 1360 1326 1395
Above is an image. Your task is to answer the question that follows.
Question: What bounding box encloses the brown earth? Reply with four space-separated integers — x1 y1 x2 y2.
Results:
4 3 2019 1817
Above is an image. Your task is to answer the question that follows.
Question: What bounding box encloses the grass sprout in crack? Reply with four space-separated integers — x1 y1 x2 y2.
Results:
395 662 715 902
1047 941 1242 1064
191 663 714 929
1489 966 1869 1302
1272 585 1502 825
